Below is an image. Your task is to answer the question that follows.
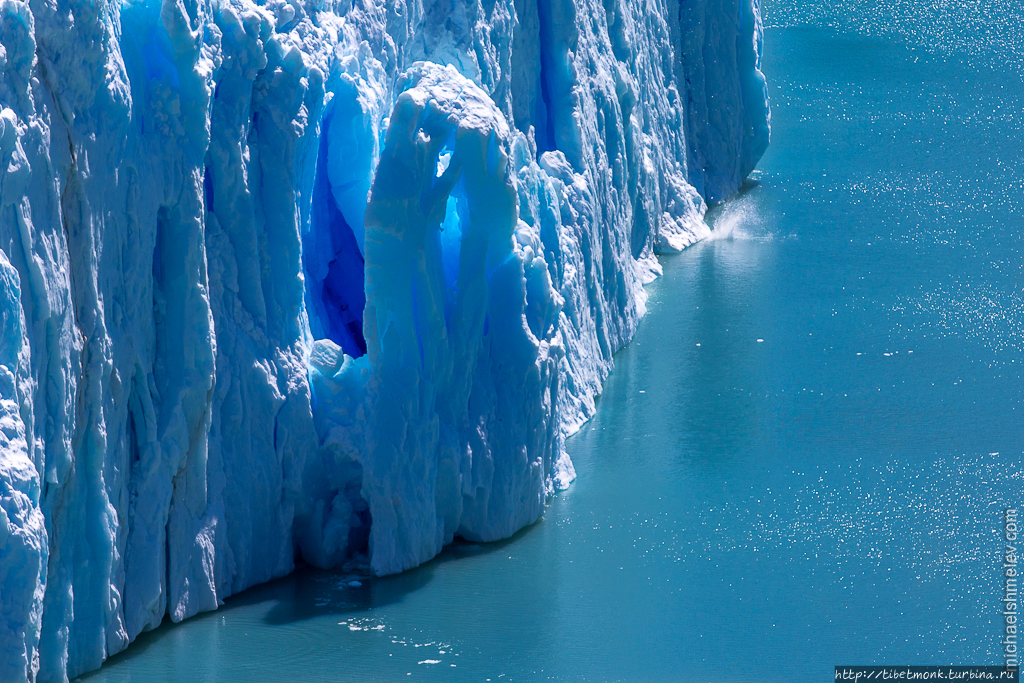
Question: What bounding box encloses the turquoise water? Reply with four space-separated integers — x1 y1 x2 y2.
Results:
83 17 1024 683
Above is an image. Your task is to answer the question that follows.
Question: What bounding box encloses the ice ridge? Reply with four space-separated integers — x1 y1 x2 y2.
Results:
0 0 769 679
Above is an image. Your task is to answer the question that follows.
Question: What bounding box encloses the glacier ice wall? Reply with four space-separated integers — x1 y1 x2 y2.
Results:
0 0 768 679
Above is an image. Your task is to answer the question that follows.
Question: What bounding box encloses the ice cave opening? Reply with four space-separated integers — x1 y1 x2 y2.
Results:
306 97 370 358
435 141 466 329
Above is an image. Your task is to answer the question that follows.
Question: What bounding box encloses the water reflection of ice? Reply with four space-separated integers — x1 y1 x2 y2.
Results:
692 180 776 281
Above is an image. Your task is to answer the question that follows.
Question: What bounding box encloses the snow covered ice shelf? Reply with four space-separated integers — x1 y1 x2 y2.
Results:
0 0 768 679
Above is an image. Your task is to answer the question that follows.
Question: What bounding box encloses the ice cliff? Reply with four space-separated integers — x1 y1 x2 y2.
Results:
0 0 768 679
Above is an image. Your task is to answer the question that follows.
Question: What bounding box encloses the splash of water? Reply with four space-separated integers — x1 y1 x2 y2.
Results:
704 186 772 242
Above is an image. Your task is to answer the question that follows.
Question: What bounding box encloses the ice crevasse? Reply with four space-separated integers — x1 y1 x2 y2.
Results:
0 0 769 679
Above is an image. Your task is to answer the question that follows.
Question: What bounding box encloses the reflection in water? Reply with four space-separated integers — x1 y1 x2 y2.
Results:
81 534 546 682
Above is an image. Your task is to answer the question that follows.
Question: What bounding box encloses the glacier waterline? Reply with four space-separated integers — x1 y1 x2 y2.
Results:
0 0 771 676
83 24 1022 681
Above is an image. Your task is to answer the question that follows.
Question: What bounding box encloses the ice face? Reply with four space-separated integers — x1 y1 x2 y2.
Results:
0 250 47 683
675 0 772 203
0 0 768 679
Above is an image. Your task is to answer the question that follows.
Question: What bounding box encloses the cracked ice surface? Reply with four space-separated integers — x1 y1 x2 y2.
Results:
0 0 768 679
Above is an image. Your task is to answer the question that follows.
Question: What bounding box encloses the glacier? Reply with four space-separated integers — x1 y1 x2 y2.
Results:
0 0 768 679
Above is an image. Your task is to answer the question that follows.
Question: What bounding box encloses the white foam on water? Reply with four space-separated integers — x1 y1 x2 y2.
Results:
705 192 773 242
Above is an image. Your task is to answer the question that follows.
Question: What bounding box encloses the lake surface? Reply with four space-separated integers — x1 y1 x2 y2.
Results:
83 12 1024 683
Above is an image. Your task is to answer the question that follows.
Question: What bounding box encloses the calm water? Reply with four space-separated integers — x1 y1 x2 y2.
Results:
83 16 1024 683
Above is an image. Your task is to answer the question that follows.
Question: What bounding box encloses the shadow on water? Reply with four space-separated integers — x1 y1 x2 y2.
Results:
78 521 541 679
260 528 537 626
